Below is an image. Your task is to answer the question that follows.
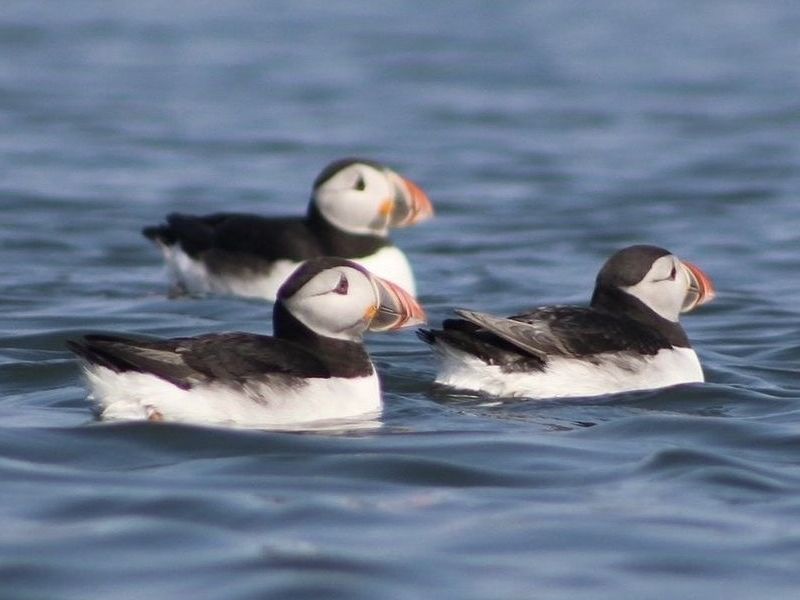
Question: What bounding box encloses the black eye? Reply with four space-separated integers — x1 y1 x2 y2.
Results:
354 176 366 191
333 275 348 295
669 266 677 280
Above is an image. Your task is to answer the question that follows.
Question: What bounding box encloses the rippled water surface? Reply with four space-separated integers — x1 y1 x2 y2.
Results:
2 1 800 598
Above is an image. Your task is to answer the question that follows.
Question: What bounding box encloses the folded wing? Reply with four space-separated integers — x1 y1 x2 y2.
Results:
452 306 667 361
67 333 331 390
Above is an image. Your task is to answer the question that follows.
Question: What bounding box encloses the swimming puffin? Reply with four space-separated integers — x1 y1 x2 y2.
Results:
67 258 426 427
418 245 715 399
142 158 433 299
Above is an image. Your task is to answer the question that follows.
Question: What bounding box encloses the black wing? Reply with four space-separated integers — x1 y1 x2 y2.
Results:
67 333 331 390
418 317 547 372
142 212 321 264
457 306 669 358
419 306 668 372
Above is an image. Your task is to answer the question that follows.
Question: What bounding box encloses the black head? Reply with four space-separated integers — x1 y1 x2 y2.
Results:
594 245 672 290
307 158 433 237
590 245 715 347
276 257 367 303
312 157 384 190
274 258 426 343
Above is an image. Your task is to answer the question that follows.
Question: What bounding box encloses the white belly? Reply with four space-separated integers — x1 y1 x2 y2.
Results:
81 364 382 430
160 244 417 300
161 244 299 301
350 246 417 296
433 345 704 399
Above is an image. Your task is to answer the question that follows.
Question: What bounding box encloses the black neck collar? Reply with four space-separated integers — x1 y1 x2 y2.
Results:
305 204 389 258
590 284 691 348
273 302 374 377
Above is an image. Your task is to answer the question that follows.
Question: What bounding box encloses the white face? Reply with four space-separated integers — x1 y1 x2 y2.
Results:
621 254 692 323
283 266 378 341
313 163 396 236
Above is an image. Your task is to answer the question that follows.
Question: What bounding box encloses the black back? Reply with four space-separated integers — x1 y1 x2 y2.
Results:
68 326 373 390
419 245 693 372
143 207 389 273
67 266 377 389
141 157 397 270
419 305 679 374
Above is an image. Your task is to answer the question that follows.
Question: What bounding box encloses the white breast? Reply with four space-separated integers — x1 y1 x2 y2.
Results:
81 364 382 429
432 344 704 399
160 243 299 301
160 243 417 300
350 246 417 296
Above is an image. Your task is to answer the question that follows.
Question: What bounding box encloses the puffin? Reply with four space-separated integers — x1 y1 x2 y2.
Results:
67 258 426 427
142 158 433 300
418 245 715 399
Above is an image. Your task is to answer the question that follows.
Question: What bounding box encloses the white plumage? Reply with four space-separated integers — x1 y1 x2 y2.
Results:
69 258 426 428
431 344 703 399
163 244 416 301
422 245 715 400
144 159 432 300
85 365 381 429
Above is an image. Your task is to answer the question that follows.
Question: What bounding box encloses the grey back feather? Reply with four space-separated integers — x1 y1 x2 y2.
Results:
453 309 553 360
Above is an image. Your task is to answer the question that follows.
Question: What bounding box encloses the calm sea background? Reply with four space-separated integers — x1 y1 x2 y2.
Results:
2 1 800 598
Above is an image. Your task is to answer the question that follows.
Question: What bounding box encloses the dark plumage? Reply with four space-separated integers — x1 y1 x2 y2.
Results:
66 330 371 391
141 158 433 299
66 257 427 425
419 245 715 399
418 306 674 374
142 208 387 271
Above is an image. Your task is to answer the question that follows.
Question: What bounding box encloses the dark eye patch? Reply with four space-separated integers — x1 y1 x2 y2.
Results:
334 275 349 295
354 176 366 191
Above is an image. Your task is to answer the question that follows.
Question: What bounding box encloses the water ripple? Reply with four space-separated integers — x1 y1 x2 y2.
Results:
3 1 800 599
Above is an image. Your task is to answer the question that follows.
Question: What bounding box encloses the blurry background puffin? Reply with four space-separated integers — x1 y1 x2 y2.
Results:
143 158 433 300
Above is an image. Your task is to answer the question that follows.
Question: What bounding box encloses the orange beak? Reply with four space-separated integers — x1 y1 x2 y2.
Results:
387 172 434 227
367 275 427 331
680 260 716 313
378 199 394 218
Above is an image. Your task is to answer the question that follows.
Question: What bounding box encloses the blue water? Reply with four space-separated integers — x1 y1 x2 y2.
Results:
2 1 800 598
